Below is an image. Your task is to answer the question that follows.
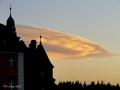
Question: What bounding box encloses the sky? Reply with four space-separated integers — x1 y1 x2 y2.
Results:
0 0 120 84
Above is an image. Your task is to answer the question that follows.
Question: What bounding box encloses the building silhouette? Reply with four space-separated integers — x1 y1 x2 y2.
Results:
0 7 55 90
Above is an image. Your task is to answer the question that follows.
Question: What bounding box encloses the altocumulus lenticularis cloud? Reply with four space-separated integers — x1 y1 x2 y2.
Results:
17 25 112 60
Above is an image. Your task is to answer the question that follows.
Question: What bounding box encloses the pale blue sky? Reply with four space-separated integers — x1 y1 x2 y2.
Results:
0 0 120 53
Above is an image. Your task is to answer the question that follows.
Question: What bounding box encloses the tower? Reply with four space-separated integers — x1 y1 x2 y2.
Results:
0 6 24 90
37 36 55 89
24 36 55 90
0 6 55 90
6 5 16 33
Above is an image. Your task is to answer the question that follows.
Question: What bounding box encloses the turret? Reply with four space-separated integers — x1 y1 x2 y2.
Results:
6 5 16 33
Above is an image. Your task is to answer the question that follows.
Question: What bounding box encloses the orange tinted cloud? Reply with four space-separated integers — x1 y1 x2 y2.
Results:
16 25 111 60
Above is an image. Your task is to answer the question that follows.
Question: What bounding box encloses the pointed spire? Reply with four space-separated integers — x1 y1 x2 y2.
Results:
37 35 54 68
6 4 16 33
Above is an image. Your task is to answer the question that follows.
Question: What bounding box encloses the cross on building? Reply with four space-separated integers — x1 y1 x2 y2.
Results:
8 58 15 68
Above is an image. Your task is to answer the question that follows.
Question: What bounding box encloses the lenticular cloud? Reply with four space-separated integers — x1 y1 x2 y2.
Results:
16 25 111 60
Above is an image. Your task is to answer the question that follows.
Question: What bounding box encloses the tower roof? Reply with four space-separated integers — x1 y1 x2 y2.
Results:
37 36 54 68
6 5 15 29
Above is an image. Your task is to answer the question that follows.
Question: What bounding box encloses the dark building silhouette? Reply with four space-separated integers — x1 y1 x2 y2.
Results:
0 6 55 90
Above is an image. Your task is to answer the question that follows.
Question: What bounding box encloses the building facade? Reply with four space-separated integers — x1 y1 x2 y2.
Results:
0 7 55 90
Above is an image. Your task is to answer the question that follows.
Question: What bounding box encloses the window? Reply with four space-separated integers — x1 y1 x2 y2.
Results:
8 57 16 68
40 70 44 77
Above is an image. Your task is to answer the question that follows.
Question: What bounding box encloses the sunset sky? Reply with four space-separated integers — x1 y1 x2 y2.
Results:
0 0 120 84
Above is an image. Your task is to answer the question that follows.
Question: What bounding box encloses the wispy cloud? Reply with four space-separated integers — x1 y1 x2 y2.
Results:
16 25 112 60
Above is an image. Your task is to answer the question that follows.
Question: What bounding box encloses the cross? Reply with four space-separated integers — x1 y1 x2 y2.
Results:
8 58 15 68
9 80 14 90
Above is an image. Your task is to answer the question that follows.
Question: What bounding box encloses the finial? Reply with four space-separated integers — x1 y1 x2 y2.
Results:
40 35 42 44
10 4 12 16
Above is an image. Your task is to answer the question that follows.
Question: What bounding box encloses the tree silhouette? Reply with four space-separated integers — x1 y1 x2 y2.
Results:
55 81 120 90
